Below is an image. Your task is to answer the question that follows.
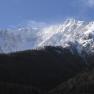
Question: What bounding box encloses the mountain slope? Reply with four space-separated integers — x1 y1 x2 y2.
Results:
0 46 86 91
0 19 94 55
49 67 94 94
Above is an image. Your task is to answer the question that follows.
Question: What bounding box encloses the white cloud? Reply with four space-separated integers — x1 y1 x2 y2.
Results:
82 0 94 8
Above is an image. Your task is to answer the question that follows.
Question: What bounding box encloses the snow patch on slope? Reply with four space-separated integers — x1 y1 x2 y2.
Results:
0 19 94 55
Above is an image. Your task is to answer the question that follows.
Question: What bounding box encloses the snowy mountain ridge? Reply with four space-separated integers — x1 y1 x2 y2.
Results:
0 19 94 55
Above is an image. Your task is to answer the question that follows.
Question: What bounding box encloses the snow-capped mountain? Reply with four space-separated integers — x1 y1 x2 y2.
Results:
0 19 94 55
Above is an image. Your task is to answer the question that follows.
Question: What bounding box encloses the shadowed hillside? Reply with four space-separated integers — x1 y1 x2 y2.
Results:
0 46 90 94
49 66 94 94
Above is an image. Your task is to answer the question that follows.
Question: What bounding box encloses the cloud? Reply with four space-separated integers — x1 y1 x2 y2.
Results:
82 0 94 8
72 0 94 8
70 0 94 20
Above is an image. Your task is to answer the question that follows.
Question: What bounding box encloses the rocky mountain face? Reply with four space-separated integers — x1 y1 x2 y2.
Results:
0 19 94 56
0 19 94 94
0 46 93 94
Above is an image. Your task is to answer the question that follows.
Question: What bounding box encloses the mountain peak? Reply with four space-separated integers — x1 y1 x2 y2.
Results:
0 19 94 55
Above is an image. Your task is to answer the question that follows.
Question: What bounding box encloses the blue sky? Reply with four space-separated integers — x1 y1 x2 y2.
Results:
0 0 94 28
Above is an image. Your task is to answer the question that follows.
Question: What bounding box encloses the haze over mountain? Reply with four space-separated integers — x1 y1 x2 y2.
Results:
0 19 94 56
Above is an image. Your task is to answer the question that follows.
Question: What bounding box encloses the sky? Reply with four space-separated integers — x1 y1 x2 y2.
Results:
0 0 94 28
